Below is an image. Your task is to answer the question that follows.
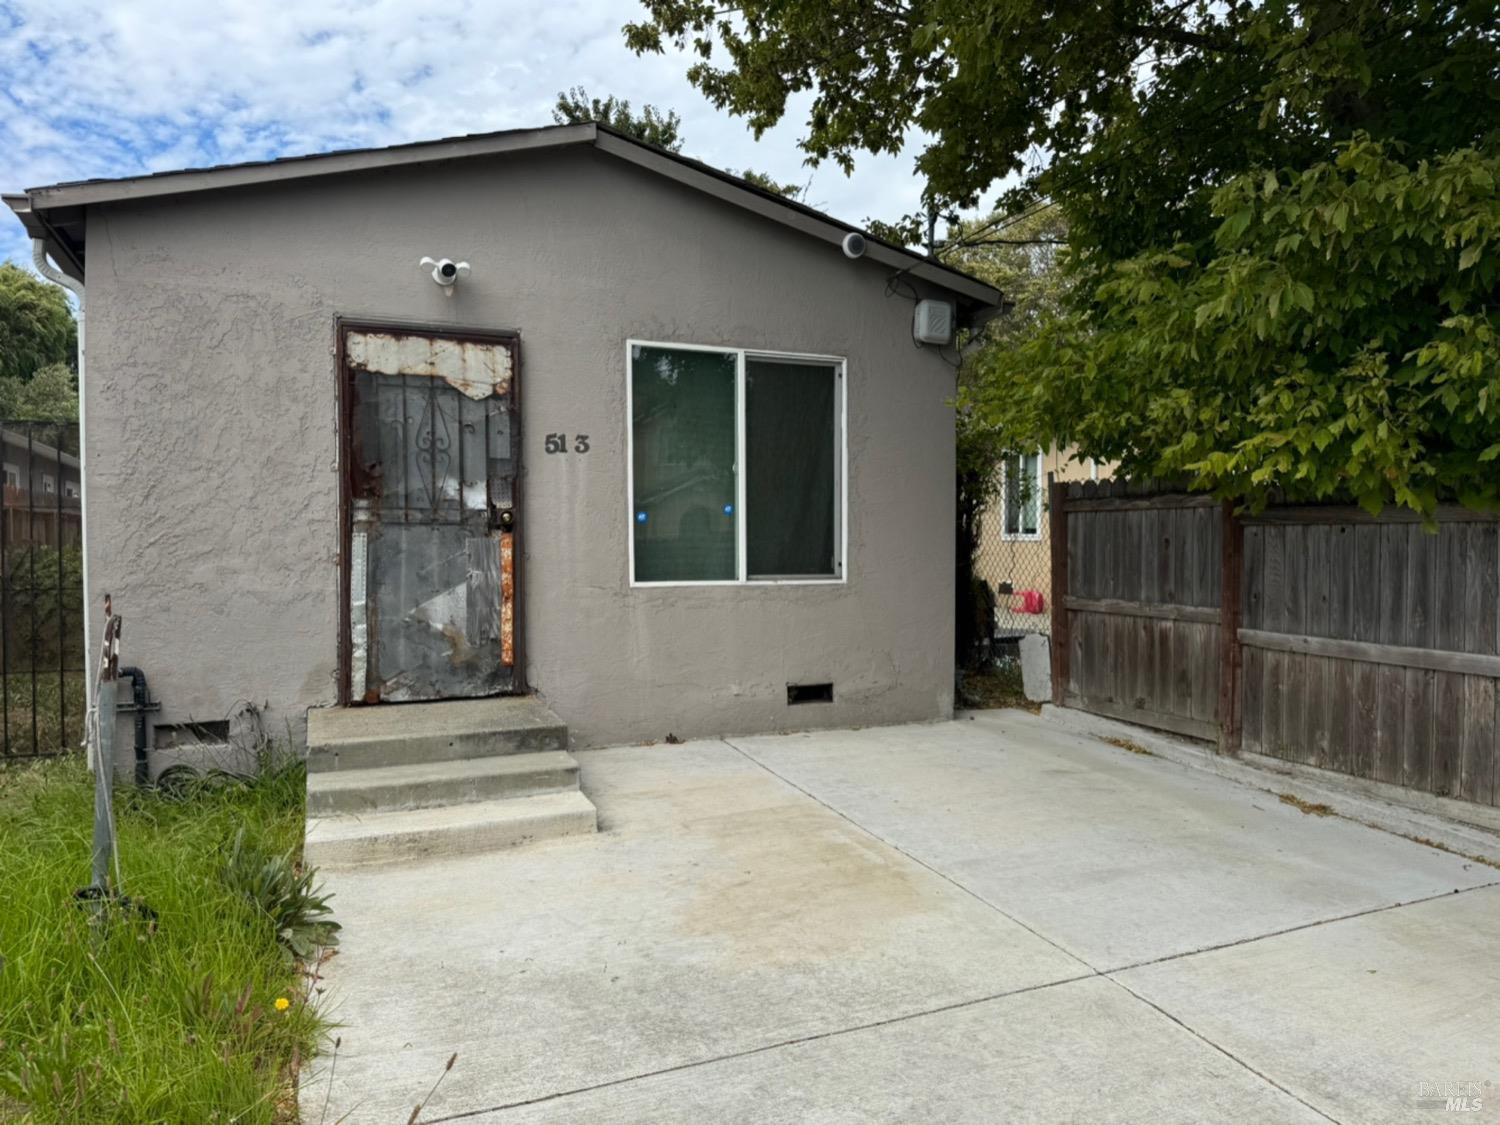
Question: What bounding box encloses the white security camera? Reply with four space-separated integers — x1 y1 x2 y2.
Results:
420 256 470 296
841 232 867 259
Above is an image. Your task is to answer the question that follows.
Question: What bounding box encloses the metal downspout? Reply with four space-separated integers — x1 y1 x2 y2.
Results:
31 239 93 732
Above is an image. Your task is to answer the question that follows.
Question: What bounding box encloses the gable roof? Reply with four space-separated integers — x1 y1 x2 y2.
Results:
5 122 1001 310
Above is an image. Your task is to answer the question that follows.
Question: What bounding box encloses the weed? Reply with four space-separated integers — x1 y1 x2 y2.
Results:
225 828 341 960
1103 737 1154 756
1278 792 1334 816
0 753 330 1122
959 658 1036 712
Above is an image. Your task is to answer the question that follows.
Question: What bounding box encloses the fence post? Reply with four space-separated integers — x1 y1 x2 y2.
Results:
1049 475 1069 706
1218 500 1244 753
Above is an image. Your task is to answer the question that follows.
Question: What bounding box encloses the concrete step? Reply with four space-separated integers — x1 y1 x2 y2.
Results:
306 751 580 816
306 696 567 772
305 789 598 868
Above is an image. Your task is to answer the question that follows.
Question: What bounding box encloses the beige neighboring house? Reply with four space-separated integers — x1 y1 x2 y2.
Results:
977 444 1110 637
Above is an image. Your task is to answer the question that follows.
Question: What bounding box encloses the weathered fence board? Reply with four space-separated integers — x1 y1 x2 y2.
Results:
1055 481 1222 742
1054 488 1500 808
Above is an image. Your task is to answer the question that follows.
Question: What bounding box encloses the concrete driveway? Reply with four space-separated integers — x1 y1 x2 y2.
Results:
301 709 1500 1124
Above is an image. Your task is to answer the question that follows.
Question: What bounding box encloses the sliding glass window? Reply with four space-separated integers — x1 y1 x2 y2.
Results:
629 342 845 585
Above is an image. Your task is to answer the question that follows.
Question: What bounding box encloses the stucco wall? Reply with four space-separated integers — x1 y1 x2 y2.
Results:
82 145 958 752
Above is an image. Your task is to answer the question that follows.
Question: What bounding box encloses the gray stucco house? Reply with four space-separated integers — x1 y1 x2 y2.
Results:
8 123 999 851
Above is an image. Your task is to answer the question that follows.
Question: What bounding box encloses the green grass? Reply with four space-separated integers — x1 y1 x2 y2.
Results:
0 754 330 1123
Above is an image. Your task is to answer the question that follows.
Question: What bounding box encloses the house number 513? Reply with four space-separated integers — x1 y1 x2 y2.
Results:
544 433 589 454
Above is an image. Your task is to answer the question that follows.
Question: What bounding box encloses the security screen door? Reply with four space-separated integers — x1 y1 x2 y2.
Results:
342 327 521 703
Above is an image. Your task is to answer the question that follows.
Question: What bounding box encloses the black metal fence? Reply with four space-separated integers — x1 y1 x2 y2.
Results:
0 420 85 760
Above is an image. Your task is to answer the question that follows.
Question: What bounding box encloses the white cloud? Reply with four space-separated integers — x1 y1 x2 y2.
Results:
0 0 942 267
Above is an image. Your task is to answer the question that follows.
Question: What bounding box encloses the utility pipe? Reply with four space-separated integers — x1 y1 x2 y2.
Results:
118 666 152 786
31 239 93 733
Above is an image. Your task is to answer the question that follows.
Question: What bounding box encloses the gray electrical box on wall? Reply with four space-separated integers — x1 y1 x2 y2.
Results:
913 299 955 345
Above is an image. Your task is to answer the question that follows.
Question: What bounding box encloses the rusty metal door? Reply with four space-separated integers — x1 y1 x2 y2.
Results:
343 326 520 703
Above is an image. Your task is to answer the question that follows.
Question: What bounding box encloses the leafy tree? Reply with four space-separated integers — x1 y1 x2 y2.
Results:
735 168 805 201
0 264 76 383
986 140 1500 514
0 363 78 421
627 1 1500 513
552 87 684 152
552 87 806 199
948 206 1069 667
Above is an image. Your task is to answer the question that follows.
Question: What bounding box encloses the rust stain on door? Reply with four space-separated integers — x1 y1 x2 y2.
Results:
344 326 521 702
346 331 512 399
500 531 515 667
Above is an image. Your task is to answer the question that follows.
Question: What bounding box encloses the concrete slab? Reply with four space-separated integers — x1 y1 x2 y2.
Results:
1116 886 1500 1124
304 716 1499 1122
303 788 598 867
729 710 1493 969
475 976 1326 1124
301 740 1088 1123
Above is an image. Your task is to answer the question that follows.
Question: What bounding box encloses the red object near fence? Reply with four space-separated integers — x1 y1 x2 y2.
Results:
1017 589 1046 614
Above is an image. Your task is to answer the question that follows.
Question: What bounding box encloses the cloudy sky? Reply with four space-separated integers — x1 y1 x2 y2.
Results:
0 0 949 269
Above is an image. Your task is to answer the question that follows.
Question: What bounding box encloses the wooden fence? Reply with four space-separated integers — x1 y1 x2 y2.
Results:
1050 480 1500 808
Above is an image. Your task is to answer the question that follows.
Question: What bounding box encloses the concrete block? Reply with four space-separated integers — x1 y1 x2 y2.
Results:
1019 632 1051 702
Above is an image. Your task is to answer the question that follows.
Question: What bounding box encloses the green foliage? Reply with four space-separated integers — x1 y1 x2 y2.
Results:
735 167 805 200
224 827 340 959
4 543 86 674
0 265 76 383
629 0 1499 514
0 363 79 420
552 86 684 151
0 756 328 1122
951 206 1070 667
627 1 1495 228
979 139 1500 514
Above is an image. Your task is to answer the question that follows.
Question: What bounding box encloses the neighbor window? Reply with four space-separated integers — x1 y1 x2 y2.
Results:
1002 452 1042 540
2 464 17 489
41 475 55 495
629 342 844 584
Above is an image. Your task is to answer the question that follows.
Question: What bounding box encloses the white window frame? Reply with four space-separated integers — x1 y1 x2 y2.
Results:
64 480 80 498
2 463 18 489
41 474 55 495
1000 450 1044 542
626 338 848 588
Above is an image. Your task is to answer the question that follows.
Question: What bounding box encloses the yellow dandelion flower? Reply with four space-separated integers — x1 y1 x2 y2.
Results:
274 997 290 1012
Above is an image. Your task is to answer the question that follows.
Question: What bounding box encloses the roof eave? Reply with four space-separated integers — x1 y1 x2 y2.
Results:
590 131 1001 309
3 193 84 282
12 119 1001 308
24 122 600 209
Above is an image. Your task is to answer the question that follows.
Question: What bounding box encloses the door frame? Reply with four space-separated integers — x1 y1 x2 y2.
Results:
334 316 527 705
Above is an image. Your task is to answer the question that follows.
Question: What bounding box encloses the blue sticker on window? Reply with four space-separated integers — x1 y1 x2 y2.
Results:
636 511 648 523
722 504 734 516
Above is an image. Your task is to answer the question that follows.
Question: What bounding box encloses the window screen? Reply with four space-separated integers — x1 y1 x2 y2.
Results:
1003 452 1042 537
631 345 737 582
746 358 838 577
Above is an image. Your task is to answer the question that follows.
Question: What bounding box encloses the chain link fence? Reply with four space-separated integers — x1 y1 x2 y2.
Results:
972 459 1053 657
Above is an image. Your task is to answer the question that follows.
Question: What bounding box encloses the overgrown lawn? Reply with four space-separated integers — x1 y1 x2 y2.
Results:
0 754 330 1122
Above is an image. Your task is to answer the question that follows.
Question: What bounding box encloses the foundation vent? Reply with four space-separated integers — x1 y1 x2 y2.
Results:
786 682 834 705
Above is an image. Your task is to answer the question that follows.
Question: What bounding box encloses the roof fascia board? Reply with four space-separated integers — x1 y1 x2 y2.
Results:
591 131 1000 307
2 195 84 281
26 123 600 210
